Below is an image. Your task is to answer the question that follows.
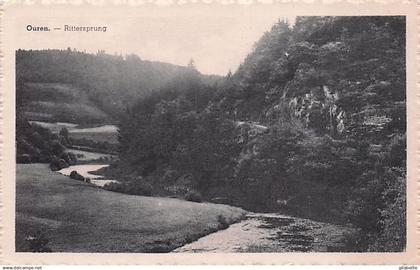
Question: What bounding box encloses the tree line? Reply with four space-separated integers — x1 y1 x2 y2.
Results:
16 48 219 121
112 16 406 252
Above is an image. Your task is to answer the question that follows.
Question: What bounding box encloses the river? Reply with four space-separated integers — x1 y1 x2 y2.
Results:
173 213 351 252
58 164 351 252
58 164 118 187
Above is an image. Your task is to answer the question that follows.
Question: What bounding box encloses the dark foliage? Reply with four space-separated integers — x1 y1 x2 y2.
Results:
69 170 85 181
103 178 153 196
69 137 118 154
16 115 69 164
16 49 220 124
49 157 69 171
14 16 404 252
26 231 52 252
115 16 406 251
184 190 203 203
217 214 229 230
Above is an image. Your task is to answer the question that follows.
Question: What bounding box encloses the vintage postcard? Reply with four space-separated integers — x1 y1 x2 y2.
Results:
0 0 418 265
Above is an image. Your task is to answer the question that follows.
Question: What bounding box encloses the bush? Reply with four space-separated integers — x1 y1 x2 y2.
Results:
25 231 52 252
69 170 85 181
49 156 69 171
217 214 229 230
129 181 153 196
16 118 68 164
103 181 153 196
103 182 120 192
17 154 31 164
65 152 78 165
184 190 203 203
59 152 77 165
51 140 65 156
148 244 172 253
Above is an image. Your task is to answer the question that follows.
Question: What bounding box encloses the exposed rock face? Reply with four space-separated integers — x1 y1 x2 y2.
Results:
219 16 404 143
280 85 344 135
112 17 406 252
264 84 397 141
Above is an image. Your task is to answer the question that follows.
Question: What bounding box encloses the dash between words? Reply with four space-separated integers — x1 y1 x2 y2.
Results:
26 25 107 32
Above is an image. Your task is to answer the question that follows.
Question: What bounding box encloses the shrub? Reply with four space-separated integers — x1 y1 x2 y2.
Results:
162 169 179 184
25 231 52 252
59 127 69 144
128 181 153 196
65 152 78 165
103 181 153 196
16 118 68 165
49 156 60 171
184 190 203 203
149 244 172 253
51 140 65 156
17 154 31 164
58 159 69 169
49 156 69 171
69 170 85 181
103 182 121 192
217 214 229 230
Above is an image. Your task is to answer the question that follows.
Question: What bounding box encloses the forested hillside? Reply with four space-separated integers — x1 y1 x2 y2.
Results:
16 115 76 168
16 49 218 124
114 16 406 251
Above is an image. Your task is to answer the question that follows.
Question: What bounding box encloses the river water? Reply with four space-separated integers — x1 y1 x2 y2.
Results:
173 213 351 252
58 164 351 252
58 164 118 187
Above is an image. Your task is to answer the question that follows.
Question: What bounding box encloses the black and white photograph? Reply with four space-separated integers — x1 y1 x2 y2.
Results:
14 14 406 254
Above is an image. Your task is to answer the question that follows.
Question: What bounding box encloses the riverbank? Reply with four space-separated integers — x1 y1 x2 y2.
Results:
58 164 117 187
173 213 354 252
16 164 246 252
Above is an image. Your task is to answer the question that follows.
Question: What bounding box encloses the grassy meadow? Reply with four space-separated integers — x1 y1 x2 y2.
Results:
16 164 245 252
68 131 118 144
20 83 110 124
64 148 115 163
68 124 119 144
29 120 119 145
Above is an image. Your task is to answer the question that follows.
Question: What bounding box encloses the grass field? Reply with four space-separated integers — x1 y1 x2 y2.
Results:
29 121 119 144
29 121 78 133
65 149 115 163
16 164 245 252
69 131 119 144
68 125 118 133
20 83 110 124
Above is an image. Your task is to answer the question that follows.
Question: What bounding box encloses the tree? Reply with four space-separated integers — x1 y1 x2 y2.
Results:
187 58 196 70
113 16 406 251
226 70 232 78
59 127 69 145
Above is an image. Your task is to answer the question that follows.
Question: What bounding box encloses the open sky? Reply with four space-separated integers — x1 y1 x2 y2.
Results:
12 5 295 75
